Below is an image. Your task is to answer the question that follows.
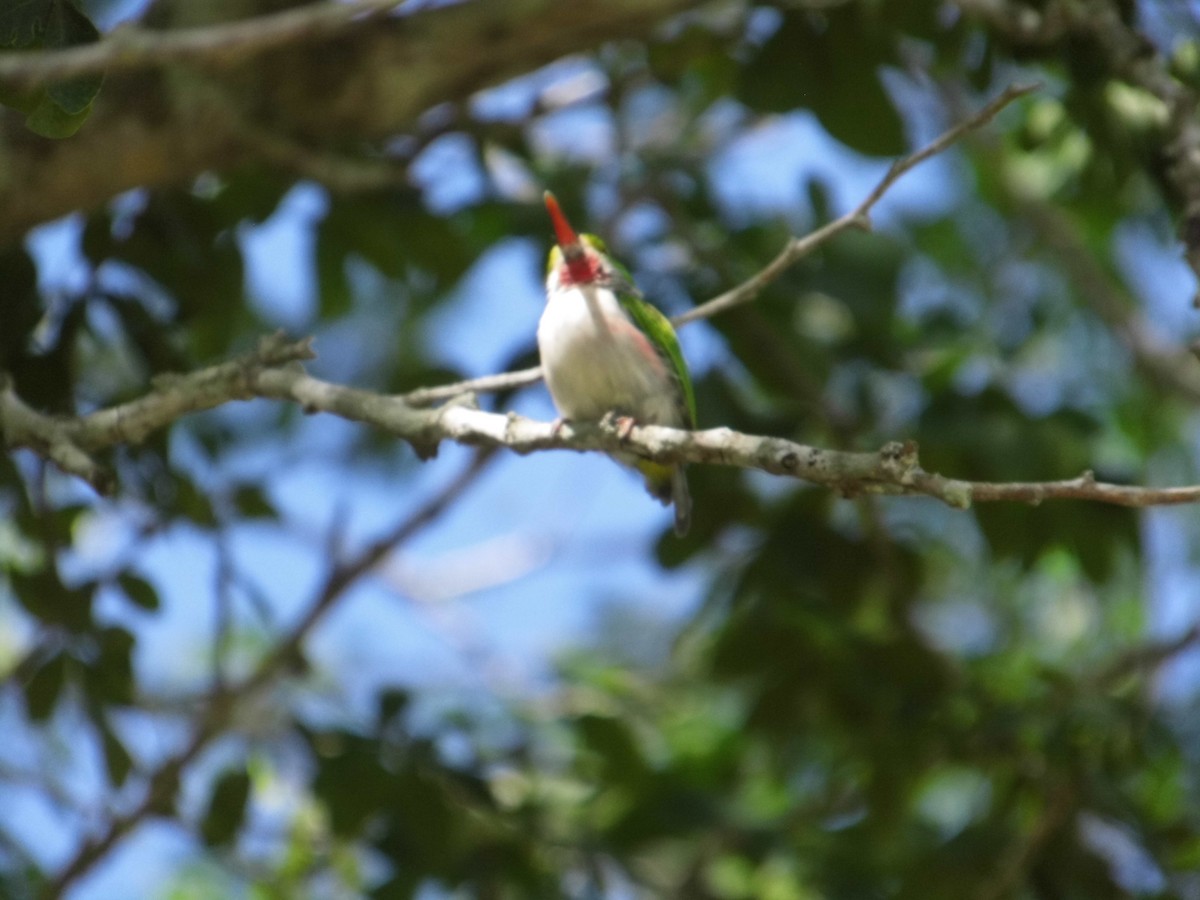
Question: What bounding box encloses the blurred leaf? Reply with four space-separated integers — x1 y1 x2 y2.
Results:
575 713 648 785
648 24 737 106
311 731 399 836
738 8 905 156
23 652 67 720
9 568 94 631
0 0 101 137
88 626 135 705
173 477 218 528
0 0 55 46
42 0 101 113
98 715 133 787
82 191 250 358
976 500 1136 582
0 246 44 367
201 768 252 847
377 687 410 727
231 484 276 520
117 573 160 612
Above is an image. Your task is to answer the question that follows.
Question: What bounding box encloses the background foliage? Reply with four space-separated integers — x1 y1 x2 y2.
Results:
3 0 1200 897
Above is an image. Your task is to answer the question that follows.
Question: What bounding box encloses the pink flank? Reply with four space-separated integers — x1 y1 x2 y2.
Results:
610 313 668 372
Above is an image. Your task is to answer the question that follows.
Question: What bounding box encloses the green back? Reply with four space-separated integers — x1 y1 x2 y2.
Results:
580 233 697 428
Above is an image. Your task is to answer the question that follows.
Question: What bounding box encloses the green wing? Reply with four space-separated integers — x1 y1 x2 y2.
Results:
580 234 696 427
620 293 697 428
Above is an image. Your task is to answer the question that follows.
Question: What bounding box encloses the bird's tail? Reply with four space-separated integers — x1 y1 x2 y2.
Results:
670 467 691 537
637 460 691 536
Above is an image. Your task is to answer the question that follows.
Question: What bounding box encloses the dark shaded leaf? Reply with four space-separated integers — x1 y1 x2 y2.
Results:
0 0 102 136
9 568 94 631
117 573 160 612
24 652 67 720
173 477 218 528
98 715 133 787
87 626 136 705
42 0 101 114
201 768 252 847
231 484 276 520
0 0 54 47
738 8 905 156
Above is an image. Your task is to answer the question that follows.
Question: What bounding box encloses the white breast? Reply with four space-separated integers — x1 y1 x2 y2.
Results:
537 285 682 425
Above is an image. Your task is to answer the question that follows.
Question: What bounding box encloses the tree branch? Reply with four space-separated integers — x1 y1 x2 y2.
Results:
400 82 1037 407
1093 623 1200 689
0 332 316 494
0 0 707 244
674 81 1040 326
0 0 404 89
954 0 1200 300
39 446 495 900
6 336 1200 511
401 365 544 408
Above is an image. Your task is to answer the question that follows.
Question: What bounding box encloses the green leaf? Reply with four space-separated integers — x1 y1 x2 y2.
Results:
648 24 737 106
231 485 276 520
311 731 400 836
9 568 94 631
173 477 218 528
738 8 905 156
98 715 133 786
88 626 136 706
21 91 92 137
0 246 42 364
377 686 410 726
0 0 53 48
575 713 648 785
43 0 101 114
201 768 252 847
0 0 103 137
117 573 161 612
24 652 67 720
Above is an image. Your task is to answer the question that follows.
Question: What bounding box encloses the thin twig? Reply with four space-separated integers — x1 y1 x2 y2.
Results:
1093 623 1200 689
39 447 495 900
953 0 1200 300
975 785 1076 900
400 83 1038 406
675 81 1039 326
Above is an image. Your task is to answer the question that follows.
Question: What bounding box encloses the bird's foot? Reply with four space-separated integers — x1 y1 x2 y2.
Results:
549 416 569 437
599 411 637 439
613 415 637 440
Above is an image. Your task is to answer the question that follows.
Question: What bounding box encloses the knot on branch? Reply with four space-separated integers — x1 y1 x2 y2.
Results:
255 331 316 365
878 439 920 484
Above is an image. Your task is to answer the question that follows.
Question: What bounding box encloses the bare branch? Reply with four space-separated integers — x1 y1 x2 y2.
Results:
6 342 1200 511
40 447 495 900
402 83 1037 407
0 333 314 493
674 82 1039 326
401 365 543 407
0 0 404 90
1093 623 1200 689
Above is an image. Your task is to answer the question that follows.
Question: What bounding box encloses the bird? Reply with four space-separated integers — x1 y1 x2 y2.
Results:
537 190 696 536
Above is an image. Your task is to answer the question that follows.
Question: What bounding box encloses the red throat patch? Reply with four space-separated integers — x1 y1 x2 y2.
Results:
559 253 600 286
